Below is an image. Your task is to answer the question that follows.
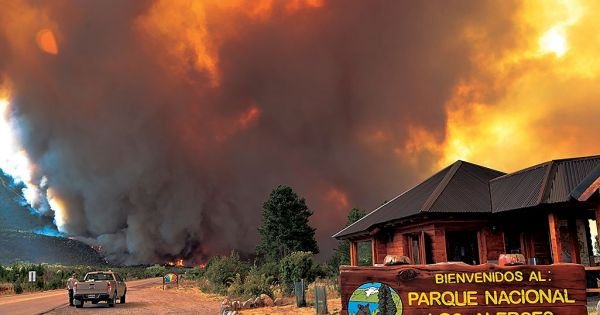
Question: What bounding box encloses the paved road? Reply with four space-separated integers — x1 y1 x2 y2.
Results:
0 277 161 315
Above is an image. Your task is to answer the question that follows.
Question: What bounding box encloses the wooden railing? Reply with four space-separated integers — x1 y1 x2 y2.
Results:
585 266 600 293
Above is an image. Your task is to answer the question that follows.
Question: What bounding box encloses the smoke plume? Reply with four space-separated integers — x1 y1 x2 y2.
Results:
1 0 599 264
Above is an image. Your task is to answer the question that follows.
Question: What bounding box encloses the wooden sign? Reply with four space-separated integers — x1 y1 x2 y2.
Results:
162 273 179 290
340 263 586 315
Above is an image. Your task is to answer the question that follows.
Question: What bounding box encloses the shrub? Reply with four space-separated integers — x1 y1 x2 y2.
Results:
242 268 274 298
308 263 327 280
13 282 23 294
228 267 274 299
202 251 249 295
279 251 314 294
145 264 167 277
257 261 279 285
185 267 205 280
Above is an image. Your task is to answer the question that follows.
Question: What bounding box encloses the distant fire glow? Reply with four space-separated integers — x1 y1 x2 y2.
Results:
539 28 568 57
434 0 598 172
0 96 40 207
167 259 184 267
36 29 58 55
47 188 67 232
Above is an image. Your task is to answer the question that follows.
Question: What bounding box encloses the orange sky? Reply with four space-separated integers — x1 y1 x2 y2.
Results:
1 0 600 262
431 0 600 173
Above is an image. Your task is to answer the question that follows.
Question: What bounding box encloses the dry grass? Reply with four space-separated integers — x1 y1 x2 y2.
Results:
179 278 344 314
0 283 12 296
240 297 341 315
152 279 225 302
241 279 342 315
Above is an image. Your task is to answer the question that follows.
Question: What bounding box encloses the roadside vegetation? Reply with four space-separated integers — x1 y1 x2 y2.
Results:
0 184 367 308
0 263 179 295
183 185 368 306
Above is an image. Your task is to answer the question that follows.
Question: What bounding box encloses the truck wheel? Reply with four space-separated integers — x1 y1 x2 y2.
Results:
108 293 116 307
120 292 126 304
75 301 83 308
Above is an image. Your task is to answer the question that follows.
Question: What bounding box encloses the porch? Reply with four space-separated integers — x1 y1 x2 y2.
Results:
347 202 600 267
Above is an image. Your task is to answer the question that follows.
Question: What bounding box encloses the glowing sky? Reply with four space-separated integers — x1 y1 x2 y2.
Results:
0 0 599 263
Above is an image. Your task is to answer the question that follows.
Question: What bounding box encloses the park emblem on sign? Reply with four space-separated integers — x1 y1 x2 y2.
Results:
348 282 403 314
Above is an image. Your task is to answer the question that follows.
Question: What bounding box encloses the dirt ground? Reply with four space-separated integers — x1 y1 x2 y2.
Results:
46 280 222 315
44 280 343 315
240 297 341 315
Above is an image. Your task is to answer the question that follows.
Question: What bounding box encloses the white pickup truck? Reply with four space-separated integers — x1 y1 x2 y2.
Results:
73 271 127 308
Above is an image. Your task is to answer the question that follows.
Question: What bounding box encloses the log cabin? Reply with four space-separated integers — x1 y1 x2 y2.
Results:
333 155 600 267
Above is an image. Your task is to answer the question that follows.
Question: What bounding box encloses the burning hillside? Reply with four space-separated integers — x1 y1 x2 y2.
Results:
0 0 600 264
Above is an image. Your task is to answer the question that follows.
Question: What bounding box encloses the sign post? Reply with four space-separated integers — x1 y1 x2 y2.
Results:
340 264 587 315
27 271 36 292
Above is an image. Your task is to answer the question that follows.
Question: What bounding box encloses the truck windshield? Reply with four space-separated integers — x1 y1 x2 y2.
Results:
85 273 114 281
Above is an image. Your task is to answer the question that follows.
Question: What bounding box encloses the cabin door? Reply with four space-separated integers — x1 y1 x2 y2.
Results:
446 231 480 265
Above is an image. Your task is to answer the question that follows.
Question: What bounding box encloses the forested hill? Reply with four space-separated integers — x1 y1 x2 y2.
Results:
0 171 53 231
0 229 106 265
0 171 106 265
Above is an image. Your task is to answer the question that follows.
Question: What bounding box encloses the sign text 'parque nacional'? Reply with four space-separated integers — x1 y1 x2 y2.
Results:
340 263 586 315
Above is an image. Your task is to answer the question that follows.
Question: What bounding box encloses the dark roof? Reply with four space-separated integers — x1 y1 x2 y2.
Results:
333 155 600 240
333 161 505 239
570 163 600 201
490 156 600 212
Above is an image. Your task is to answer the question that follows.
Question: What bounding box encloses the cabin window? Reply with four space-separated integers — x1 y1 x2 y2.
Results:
405 232 433 264
446 231 480 265
504 231 522 254
409 235 421 264
357 240 373 266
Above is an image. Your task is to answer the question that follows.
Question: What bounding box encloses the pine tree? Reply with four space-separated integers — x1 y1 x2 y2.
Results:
378 284 397 315
256 185 318 263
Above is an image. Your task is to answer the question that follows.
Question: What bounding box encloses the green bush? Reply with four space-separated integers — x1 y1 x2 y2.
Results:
308 263 327 280
13 281 23 294
185 267 205 280
257 261 279 285
228 266 273 299
279 251 314 294
202 251 249 295
145 264 167 277
46 277 64 290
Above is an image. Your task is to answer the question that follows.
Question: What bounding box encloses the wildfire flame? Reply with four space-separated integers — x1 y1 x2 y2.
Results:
47 188 67 232
167 259 185 267
0 88 45 209
423 0 600 172
137 0 323 87
36 29 58 55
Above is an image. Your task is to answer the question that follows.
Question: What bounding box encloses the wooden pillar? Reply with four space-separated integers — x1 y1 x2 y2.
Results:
349 241 358 266
568 218 581 264
371 238 377 265
434 228 447 263
548 212 563 263
418 232 426 265
477 230 487 264
596 204 600 250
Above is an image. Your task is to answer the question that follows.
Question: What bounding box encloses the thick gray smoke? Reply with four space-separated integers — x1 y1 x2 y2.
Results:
0 1 518 264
